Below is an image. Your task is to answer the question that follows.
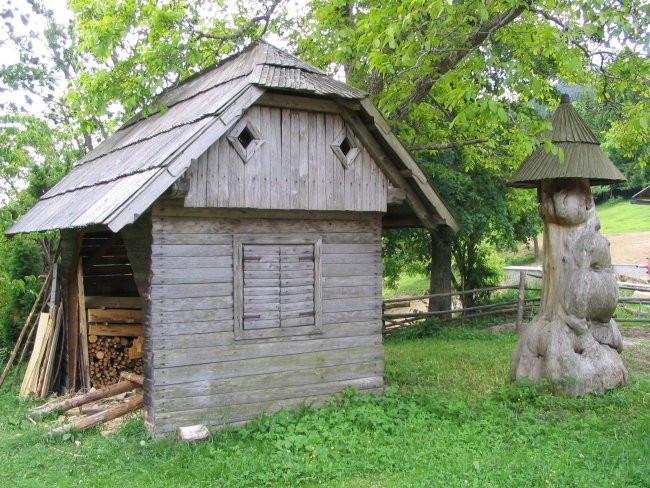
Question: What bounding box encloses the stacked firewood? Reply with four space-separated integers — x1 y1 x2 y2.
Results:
89 335 143 388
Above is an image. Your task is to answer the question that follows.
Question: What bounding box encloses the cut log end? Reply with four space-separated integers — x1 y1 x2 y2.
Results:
176 424 210 442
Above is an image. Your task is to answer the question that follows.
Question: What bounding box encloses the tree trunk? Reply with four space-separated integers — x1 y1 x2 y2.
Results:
428 226 452 317
511 179 628 396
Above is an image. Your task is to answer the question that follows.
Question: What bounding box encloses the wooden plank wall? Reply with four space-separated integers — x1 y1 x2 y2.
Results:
147 204 384 435
184 105 389 213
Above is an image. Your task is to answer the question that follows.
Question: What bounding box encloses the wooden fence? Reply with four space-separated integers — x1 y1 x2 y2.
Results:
382 270 650 334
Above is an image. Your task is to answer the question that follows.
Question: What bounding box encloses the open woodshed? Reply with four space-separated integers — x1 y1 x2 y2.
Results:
7 42 457 437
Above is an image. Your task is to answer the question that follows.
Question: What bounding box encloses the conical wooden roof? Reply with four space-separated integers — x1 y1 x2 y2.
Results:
508 94 626 188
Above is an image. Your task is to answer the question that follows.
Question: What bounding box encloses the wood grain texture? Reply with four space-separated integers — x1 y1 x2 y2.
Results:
148 207 383 435
183 105 389 212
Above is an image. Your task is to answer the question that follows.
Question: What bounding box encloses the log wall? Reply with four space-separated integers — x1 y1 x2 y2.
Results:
146 203 384 435
183 105 389 213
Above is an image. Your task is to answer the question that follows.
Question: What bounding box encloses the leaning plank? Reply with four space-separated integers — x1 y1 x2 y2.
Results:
38 307 63 398
78 260 91 390
20 313 52 396
0 268 52 388
30 378 141 416
47 395 143 437
89 324 143 337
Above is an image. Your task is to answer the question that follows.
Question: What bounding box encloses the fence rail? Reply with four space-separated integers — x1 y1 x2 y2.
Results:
383 270 650 333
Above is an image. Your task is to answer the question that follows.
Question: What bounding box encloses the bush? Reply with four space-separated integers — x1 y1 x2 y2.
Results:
0 237 44 348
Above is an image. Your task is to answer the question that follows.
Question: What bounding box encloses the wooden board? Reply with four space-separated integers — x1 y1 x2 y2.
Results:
89 324 144 337
84 296 142 309
87 308 143 323
181 106 389 213
147 208 384 435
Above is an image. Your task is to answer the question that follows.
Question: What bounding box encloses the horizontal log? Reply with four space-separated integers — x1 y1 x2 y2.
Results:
47 395 143 437
30 379 140 416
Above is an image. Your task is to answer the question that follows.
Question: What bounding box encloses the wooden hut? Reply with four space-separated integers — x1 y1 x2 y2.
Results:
631 185 650 205
8 42 457 436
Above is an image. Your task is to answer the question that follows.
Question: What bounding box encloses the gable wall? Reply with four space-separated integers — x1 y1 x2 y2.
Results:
183 105 389 212
145 202 384 435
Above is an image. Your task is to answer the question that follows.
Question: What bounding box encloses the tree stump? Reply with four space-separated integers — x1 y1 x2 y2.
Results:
511 178 628 395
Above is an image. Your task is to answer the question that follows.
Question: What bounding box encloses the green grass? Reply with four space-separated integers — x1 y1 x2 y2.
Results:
383 274 429 299
597 198 650 234
1 327 648 487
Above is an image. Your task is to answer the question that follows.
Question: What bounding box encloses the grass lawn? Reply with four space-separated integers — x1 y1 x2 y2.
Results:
1 327 648 487
594 198 650 234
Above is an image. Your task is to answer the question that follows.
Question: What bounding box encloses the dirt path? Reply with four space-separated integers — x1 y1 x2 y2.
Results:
604 232 650 265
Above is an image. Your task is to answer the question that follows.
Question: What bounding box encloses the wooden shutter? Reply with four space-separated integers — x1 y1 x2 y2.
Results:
242 244 315 330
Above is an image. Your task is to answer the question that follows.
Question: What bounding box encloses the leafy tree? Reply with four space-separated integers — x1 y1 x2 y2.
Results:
0 0 287 348
295 0 648 304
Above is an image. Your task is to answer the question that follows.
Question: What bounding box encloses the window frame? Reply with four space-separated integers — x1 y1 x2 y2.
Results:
233 234 322 340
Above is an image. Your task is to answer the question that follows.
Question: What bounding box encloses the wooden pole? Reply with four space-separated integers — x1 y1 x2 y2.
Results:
77 258 91 390
30 377 141 416
47 395 143 437
0 269 53 388
516 271 527 333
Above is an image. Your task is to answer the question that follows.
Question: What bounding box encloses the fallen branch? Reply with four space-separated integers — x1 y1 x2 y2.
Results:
30 376 142 416
47 395 143 437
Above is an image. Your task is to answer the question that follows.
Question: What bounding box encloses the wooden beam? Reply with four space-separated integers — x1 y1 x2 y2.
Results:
83 233 121 273
77 258 91 390
84 296 142 309
387 187 407 205
66 233 82 391
359 98 459 231
255 92 341 113
89 324 143 337
335 105 437 229
87 308 143 324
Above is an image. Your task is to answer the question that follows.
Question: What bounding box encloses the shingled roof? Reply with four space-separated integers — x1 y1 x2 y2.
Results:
508 94 626 188
8 41 457 234
631 185 650 205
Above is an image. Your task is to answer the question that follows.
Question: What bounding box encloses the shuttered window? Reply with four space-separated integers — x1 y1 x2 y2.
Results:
234 236 322 340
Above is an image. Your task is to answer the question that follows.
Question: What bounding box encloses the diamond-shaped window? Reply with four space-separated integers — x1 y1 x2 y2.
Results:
331 126 360 169
227 119 264 163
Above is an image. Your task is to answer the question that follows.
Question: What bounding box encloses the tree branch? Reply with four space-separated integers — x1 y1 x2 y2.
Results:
390 1 531 122
407 138 489 151
194 0 282 44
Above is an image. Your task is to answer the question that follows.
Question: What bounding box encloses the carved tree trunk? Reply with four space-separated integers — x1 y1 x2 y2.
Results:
511 179 628 395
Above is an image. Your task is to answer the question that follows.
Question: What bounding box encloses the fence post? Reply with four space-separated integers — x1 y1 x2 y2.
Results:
516 271 526 332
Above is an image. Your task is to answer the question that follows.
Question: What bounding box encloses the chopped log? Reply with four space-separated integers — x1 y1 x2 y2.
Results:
47 395 143 437
119 372 143 385
30 378 140 416
128 336 143 359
